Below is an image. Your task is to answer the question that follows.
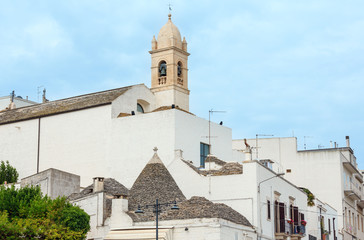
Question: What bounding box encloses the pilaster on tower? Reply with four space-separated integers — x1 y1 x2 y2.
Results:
149 14 190 111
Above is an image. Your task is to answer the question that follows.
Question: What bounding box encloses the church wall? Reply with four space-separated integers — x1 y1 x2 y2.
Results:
38 105 112 187
153 88 189 113
0 105 113 186
0 119 39 180
174 110 233 166
111 84 156 118
108 109 177 188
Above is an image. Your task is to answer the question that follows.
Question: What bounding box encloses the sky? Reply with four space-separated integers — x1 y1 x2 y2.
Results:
1 1 363 167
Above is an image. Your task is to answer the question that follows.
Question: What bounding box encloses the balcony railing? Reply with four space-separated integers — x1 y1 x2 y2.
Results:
342 153 360 175
344 182 362 200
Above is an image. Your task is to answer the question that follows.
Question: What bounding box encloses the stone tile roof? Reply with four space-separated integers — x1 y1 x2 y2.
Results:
129 196 252 227
68 178 129 200
205 155 226 166
0 85 136 125
152 105 194 115
183 160 243 176
127 152 251 227
128 152 186 212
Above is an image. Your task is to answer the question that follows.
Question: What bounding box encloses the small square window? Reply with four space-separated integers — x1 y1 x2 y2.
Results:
286 169 292 173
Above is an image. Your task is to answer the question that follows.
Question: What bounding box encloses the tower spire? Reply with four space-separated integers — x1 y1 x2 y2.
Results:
149 14 190 111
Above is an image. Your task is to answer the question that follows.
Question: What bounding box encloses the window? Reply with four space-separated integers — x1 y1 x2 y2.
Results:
353 212 355 228
358 214 360 231
200 142 210 167
349 210 351 226
159 61 167 77
177 62 183 77
328 219 331 233
137 103 144 113
267 200 271 220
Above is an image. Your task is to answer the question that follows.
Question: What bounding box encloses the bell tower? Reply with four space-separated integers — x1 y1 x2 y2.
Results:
150 14 190 111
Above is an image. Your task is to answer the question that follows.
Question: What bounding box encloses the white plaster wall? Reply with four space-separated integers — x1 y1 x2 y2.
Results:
153 87 189 111
134 218 257 240
39 105 112 187
174 110 232 166
233 137 357 240
306 199 339 240
109 199 133 229
108 109 176 188
107 108 232 188
0 119 39 179
233 137 298 173
0 97 36 110
111 84 156 118
169 158 307 240
72 192 109 239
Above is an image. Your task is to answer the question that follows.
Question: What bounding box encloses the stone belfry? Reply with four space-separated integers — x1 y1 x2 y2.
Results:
150 14 190 111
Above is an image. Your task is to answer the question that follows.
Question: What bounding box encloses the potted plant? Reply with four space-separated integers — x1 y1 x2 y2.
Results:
287 219 293 224
301 220 307 226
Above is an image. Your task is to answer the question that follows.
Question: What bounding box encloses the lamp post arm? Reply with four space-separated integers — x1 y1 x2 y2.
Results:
258 174 283 193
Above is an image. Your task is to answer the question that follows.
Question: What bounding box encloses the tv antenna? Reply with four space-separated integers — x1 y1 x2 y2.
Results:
207 109 226 147
37 86 44 102
255 134 274 160
304 136 313 150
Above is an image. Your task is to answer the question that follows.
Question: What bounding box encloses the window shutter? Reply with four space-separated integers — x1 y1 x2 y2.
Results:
279 202 285 233
294 207 299 225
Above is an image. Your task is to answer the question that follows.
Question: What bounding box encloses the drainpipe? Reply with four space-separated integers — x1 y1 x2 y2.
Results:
37 118 41 173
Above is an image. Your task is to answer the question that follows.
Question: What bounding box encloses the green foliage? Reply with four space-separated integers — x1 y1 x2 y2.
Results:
302 188 315 206
0 161 19 184
0 186 90 239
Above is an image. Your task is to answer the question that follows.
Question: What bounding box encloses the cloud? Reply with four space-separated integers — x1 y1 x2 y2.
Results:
0 17 73 62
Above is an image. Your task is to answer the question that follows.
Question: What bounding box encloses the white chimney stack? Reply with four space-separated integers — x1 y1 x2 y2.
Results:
244 139 252 162
93 177 104 192
346 136 350 148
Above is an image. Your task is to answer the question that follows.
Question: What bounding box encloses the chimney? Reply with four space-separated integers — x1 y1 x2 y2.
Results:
42 89 49 103
93 177 104 192
244 138 252 162
175 149 183 159
346 136 350 148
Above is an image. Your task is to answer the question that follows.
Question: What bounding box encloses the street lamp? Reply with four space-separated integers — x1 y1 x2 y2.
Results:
258 172 285 193
135 199 179 240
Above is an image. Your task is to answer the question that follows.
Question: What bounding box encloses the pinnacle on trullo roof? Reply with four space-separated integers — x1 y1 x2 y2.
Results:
128 147 186 213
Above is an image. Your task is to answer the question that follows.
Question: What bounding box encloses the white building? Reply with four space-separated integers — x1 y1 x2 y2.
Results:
169 152 308 240
69 151 257 240
305 198 338 240
1 14 314 239
0 91 37 111
233 137 363 240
